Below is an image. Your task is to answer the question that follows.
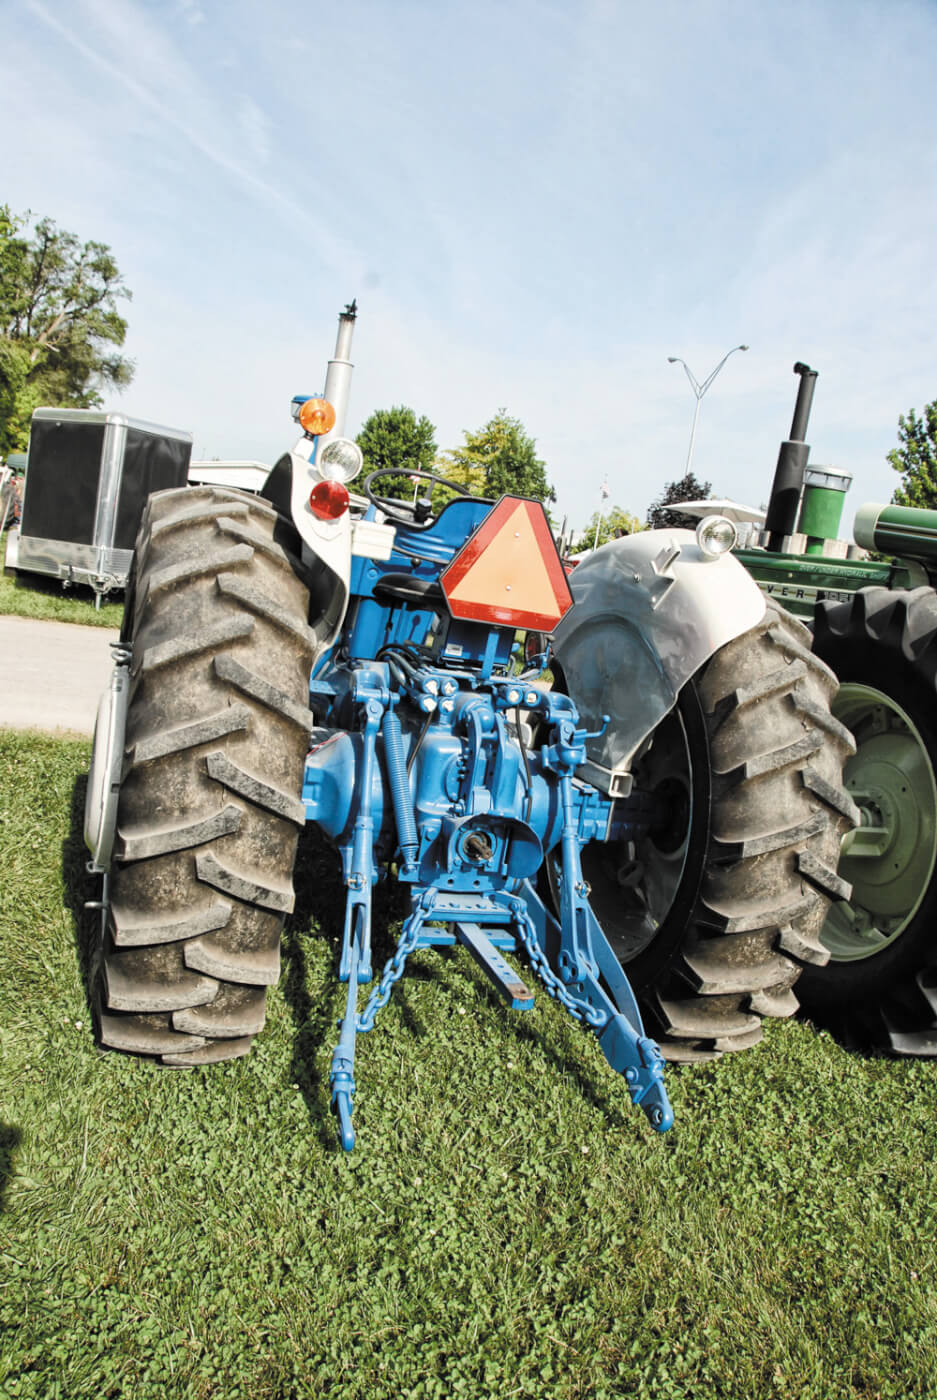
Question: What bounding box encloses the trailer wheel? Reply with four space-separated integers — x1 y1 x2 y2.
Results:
800 587 937 1052
556 602 857 1061
94 486 317 1064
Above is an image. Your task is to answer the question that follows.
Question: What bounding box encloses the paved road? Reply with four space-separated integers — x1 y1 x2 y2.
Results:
0 616 119 737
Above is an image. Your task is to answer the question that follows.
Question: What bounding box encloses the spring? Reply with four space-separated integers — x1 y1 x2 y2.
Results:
382 707 419 873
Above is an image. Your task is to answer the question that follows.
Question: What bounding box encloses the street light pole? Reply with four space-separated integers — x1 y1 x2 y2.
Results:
668 344 749 477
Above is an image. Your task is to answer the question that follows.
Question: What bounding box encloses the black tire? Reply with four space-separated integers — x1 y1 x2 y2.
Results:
802 586 937 1052
98 485 317 1065
560 602 857 1061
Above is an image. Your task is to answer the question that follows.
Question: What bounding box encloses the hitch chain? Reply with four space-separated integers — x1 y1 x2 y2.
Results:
356 900 608 1035
356 918 423 1033
513 908 607 1030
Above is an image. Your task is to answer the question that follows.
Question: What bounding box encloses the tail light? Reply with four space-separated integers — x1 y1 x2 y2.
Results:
309 480 350 521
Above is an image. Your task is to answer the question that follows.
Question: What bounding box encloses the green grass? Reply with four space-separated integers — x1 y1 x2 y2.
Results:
3 729 937 1399
1 533 123 627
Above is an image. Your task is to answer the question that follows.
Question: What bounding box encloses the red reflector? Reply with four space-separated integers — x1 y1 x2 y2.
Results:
309 480 349 521
440 496 574 631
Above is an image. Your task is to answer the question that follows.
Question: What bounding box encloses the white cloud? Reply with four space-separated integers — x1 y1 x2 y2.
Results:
238 98 272 167
6 0 937 533
176 0 205 25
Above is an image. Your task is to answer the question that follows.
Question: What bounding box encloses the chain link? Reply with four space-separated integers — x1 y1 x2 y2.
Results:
358 895 609 1035
513 907 607 1030
356 916 423 1033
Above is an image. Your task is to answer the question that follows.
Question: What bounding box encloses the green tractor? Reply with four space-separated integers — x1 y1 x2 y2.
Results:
684 364 937 1054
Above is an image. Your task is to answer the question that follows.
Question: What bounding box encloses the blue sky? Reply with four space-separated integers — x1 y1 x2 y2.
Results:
5 0 937 534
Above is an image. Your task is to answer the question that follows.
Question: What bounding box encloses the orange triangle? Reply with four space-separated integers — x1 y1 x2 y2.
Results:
446 501 564 621
440 496 573 630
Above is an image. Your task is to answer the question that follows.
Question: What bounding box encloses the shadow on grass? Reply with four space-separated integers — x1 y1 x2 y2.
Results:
400 949 629 1127
280 828 346 1149
60 762 632 1142
0 1124 22 1215
1 539 124 617
280 826 409 1149
281 827 628 1139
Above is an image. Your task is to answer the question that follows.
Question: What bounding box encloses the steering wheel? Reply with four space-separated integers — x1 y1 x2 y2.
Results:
363 468 490 531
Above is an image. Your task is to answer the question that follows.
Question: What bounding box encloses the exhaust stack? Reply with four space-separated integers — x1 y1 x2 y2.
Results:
764 361 817 551
318 300 357 447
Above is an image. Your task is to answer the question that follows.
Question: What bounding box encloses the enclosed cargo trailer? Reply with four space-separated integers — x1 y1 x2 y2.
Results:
15 408 192 598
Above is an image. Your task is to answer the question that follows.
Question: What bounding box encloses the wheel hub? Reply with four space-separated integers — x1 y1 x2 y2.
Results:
579 706 694 963
823 684 937 961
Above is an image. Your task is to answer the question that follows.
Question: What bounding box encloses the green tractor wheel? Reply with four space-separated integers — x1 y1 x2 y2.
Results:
802 586 937 1052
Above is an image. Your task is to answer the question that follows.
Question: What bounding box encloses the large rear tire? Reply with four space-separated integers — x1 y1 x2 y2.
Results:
559 602 857 1060
802 586 937 1053
98 486 317 1065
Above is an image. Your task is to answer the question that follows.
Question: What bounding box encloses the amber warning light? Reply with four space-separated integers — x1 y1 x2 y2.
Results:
298 397 336 436
440 496 574 632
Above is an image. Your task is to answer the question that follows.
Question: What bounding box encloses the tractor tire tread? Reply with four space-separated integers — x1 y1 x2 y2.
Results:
127 705 252 767
116 804 242 861
212 654 317 733
97 484 313 1060
644 601 854 1058
803 586 937 1051
161 1037 254 1067
204 751 307 824
97 1011 210 1056
140 616 255 673
173 984 267 1038
109 898 233 949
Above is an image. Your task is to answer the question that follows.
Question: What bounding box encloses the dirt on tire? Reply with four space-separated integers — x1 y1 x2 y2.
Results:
98 486 318 1064
575 602 859 1061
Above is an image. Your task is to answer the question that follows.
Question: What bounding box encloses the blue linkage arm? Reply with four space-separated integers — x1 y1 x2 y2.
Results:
330 906 364 1151
531 709 673 1133
516 879 673 1132
330 674 389 1148
339 688 386 984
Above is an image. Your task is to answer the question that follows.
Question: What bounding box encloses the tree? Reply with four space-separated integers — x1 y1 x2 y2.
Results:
888 401 937 508
0 206 134 455
355 406 437 499
573 505 643 552
646 471 713 530
441 409 555 504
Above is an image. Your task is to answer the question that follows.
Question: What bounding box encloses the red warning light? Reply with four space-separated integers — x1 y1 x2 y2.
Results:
440 496 574 631
309 479 350 520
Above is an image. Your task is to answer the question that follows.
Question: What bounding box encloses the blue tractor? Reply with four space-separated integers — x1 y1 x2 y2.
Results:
83 307 854 1148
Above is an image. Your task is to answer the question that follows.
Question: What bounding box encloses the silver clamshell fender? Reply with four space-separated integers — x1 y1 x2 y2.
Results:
84 642 132 871
551 529 766 794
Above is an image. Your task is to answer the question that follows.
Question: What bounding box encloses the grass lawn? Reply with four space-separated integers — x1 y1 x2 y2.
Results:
2 728 937 1399
1 533 124 627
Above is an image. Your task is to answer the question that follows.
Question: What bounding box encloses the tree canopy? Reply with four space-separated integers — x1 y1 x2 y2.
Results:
441 409 555 504
646 471 713 530
0 205 134 455
889 400 937 509
573 505 643 551
355 405 437 499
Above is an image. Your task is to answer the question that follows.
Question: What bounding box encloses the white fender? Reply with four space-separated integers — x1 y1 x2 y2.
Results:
288 437 395 654
84 644 132 871
551 529 767 793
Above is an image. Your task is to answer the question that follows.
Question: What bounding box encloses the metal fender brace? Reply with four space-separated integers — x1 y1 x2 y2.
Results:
308 663 674 1151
